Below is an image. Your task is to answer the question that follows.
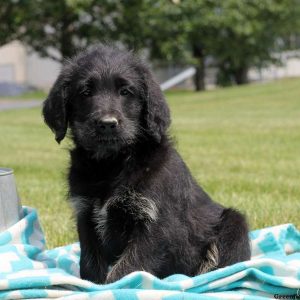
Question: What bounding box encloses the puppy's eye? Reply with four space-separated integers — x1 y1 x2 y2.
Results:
119 87 132 96
81 89 91 97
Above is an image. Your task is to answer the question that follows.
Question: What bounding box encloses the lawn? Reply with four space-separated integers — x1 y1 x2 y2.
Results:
0 78 299 248
1 90 47 100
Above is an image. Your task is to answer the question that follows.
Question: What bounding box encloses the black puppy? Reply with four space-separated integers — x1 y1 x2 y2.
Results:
43 44 250 284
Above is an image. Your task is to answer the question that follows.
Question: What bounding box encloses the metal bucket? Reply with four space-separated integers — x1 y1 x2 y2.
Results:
0 168 21 232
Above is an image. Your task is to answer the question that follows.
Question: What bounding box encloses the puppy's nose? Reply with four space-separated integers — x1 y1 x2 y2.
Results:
95 116 119 132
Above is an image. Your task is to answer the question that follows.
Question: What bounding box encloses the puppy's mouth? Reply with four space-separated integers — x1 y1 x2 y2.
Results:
95 136 120 144
72 121 137 154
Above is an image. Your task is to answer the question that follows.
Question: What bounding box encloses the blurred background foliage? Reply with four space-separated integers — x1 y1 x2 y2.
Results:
1 0 300 90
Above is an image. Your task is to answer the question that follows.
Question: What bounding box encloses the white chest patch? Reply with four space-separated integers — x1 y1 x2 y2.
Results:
92 189 158 240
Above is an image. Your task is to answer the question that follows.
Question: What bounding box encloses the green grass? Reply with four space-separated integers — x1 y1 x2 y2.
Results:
0 90 46 101
0 78 299 248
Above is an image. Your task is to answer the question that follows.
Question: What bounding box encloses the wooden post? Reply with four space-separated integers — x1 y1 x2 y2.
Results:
0 168 21 232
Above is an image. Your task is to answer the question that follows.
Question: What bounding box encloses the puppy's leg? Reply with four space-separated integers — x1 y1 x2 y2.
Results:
105 236 159 283
198 242 220 274
215 208 251 268
197 208 250 275
77 215 109 283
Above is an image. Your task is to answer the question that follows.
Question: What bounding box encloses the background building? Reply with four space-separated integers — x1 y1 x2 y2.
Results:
1 41 300 93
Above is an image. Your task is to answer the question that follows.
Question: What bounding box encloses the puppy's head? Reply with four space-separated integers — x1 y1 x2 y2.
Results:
43 44 170 158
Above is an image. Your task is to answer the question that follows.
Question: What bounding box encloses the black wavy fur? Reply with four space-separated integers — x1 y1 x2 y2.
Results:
43 44 251 284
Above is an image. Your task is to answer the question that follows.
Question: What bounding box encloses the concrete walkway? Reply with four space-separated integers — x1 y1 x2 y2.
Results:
0 100 41 112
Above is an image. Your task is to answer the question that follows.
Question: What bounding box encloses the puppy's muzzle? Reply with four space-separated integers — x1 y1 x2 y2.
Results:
94 116 119 134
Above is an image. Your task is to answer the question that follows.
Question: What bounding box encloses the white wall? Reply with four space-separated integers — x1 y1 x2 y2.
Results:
249 51 300 82
26 51 61 90
0 41 61 89
0 41 27 83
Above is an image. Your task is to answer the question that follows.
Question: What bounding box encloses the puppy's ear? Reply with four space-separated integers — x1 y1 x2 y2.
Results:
43 72 70 144
140 66 170 142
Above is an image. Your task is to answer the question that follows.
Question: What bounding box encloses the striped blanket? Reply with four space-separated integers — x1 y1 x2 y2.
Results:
0 207 299 299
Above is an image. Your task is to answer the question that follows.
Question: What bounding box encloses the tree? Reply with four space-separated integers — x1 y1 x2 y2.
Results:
4 0 300 90
17 0 157 62
0 1 28 46
18 0 120 62
211 0 300 86
139 0 220 91
140 0 300 89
